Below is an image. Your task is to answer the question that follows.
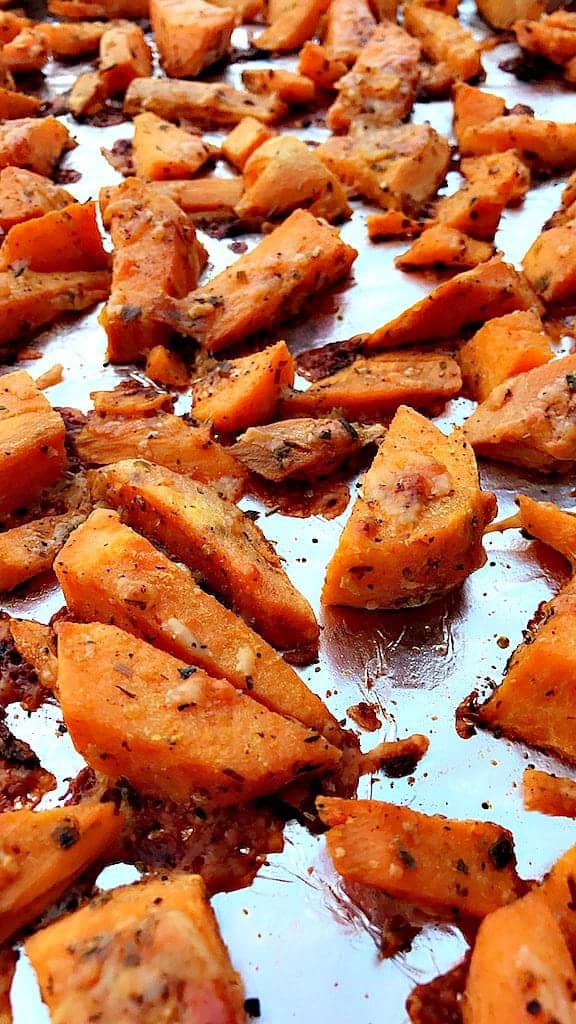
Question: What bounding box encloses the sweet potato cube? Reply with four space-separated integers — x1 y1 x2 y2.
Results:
475 0 543 29
523 223 576 304
538 844 576 959
460 113 576 172
9 618 57 692
26 874 246 1024
460 150 531 205
36 19 106 57
0 87 41 119
366 257 540 349
0 510 86 592
55 509 342 743
515 493 576 565
90 381 175 418
49 0 148 16
90 458 320 658
221 116 272 171
2 27 49 74
132 113 218 180
235 135 351 222
145 344 189 388
57 621 339 804
523 768 576 818
100 177 244 223
322 0 377 65
168 209 357 353
404 5 482 80
191 339 295 431
396 225 494 269
464 353 576 472
462 891 576 1024
255 0 329 51
459 309 553 401
322 405 496 609
242 68 315 105
435 183 505 240
0 269 111 355
0 12 30 43
150 0 234 78
99 19 152 93
124 77 287 127
366 210 427 239
0 117 75 177
0 803 121 944
317 797 526 919
0 168 73 232
298 41 347 89
278 352 462 421
453 84 506 144
75 413 246 501
514 10 576 65
68 70 107 118
0 370 67 517
0 202 109 274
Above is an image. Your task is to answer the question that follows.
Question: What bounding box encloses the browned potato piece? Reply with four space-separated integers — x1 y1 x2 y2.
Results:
242 68 315 105
2 27 48 74
458 108 576 171
459 309 553 401
0 269 110 356
435 183 505 240
35 20 106 58
150 0 234 78
124 77 287 127
0 168 74 231
101 178 245 224
404 5 483 80
460 150 531 205
298 41 347 89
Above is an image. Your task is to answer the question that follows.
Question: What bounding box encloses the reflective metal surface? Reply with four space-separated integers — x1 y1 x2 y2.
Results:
3 9 576 1021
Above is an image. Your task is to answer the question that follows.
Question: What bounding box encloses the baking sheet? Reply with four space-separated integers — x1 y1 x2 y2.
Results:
3 8 576 1021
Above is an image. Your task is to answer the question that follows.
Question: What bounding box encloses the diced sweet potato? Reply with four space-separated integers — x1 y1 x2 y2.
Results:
26 874 246 1024
462 890 576 1024
317 797 526 919
0 168 70 234
0 370 67 517
9 618 57 692
461 113 576 172
191 339 295 431
0 201 109 274
464 353 576 472
0 12 29 43
68 70 107 119
124 77 287 127
278 352 462 420
98 19 153 92
235 134 351 222
211 0 260 20
327 22 421 133
0 268 110 356
132 113 218 181
459 310 554 401
255 0 329 51
0 87 41 119
91 381 175 419
0 803 121 944
100 178 206 363
100 177 244 224
90 458 320 658
523 223 576 305
322 0 377 64
221 117 272 171
75 413 246 501
298 41 347 89
0 117 75 178
366 256 540 349
145 345 189 388
242 68 315 105
460 150 531 205
0 510 87 592
435 183 505 241
515 10 576 66
322 405 496 608
317 124 450 211
523 768 576 818
453 83 506 144
49 0 148 16
396 225 494 269
404 5 482 80
150 0 234 78
162 209 357 354
515 493 576 564
35 20 106 57
478 576 576 760
538 844 576 959
232 418 383 482
57 621 339 804
55 509 342 741
2 27 49 75
475 0 543 29
367 210 427 239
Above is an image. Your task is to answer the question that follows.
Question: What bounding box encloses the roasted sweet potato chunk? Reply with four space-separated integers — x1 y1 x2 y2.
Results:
322 0 377 64
0 87 41 119
515 493 576 564
404 5 483 80
453 83 506 143
317 797 526 919
538 844 576 959
124 77 287 127
255 0 329 51
35 19 106 57
475 0 543 30
144 345 189 388
396 225 494 269
9 618 57 692
55 509 341 742
322 406 496 608
366 210 427 240
0 202 109 274
0 510 87 592
132 113 219 181
464 354 576 472
221 116 272 171
460 150 531 205
0 117 75 177
456 94 576 171
0 802 121 943
90 459 320 658
57 621 339 805
90 381 175 419
523 222 576 305
0 166 74 234
150 0 234 78
100 177 245 224
523 768 576 818
435 183 505 241
242 68 315 105
298 40 347 89
514 10 576 67
2 27 48 74
458 310 553 401
26 874 246 1024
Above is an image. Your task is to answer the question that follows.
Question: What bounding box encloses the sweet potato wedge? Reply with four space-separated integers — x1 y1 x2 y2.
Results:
100 177 244 224
478 576 576 760
75 413 246 501
124 77 287 127
0 268 111 355
35 19 106 57
231 418 383 482
235 134 351 222
278 352 462 420
90 380 175 418
523 223 576 305
55 509 342 743
317 797 526 919
242 68 315 105
0 201 109 274
462 891 576 1024
0 370 67 517
132 112 219 181
0 168 73 233
191 339 295 431
463 353 576 472
460 150 531 205
404 5 482 80
322 405 496 608
0 87 41 119
458 309 554 401
515 493 576 564
0 802 121 944
255 0 329 51
396 225 494 269
0 117 75 177
322 0 377 64
145 345 189 388
57 621 339 805
90 458 320 658
161 209 357 353
298 41 347 89
9 618 57 692
326 22 421 132
366 256 540 349
150 0 234 78
99 178 206 363
523 768 576 818
26 874 246 1024
0 510 87 592
221 116 272 171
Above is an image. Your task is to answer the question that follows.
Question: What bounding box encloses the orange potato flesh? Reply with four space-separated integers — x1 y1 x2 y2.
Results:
221 116 272 171
404 5 483 80
0 87 41 119
132 113 219 181
458 310 554 401
242 68 315 105
523 222 576 305
255 0 329 51
0 201 109 274
0 268 110 355
150 0 234 78
396 225 494 269
516 493 576 565
523 768 576 818
298 40 347 89
538 843 576 960
0 116 74 178
0 510 86 592
322 0 377 65
124 77 287 128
